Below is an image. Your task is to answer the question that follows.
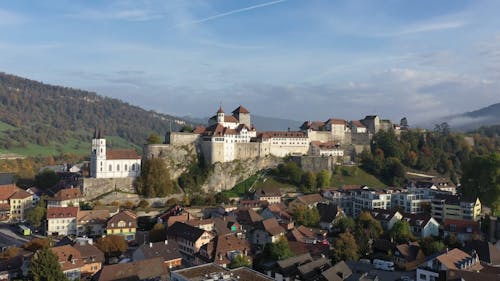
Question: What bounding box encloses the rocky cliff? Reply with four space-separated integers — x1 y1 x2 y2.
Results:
143 143 198 179
201 156 283 192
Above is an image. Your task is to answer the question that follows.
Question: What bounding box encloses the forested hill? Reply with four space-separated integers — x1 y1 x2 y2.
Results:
0 72 192 156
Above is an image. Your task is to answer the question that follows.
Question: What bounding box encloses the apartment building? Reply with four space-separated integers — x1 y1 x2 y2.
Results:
431 194 481 222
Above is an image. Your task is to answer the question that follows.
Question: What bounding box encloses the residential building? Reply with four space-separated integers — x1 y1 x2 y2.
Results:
171 263 273 281
297 257 331 280
403 214 440 238
353 189 393 217
187 218 215 232
289 194 324 211
106 210 137 241
51 245 84 281
321 261 353 281
443 219 481 242
73 241 105 278
288 226 320 244
76 209 110 237
90 129 141 178
393 242 426 271
308 141 344 157
322 188 357 216
416 248 482 281
0 256 27 281
254 187 282 204
431 195 481 222
197 235 251 267
261 204 294 230
463 240 500 267
132 240 183 270
370 209 403 231
273 253 313 281
96 257 168 281
166 222 213 261
251 218 286 246
0 184 33 222
47 207 78 236
47 188 83 208
391 191 432 214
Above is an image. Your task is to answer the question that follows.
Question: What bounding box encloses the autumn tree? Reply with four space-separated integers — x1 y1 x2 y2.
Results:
228 254 252 269
28 247 67 281
24 238 52 252
146 133 162 144
293 205 320 227
355 212 383 255
136 157 176 197
96 235 128 259
332 232 359 263
264 237 294 261
389 220 414 243
316 170 331 188
0 247 21 260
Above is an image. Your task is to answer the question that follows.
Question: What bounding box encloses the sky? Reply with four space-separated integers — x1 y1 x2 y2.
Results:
1 0 500 126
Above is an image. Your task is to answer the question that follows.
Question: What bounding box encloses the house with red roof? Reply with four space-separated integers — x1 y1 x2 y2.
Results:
47 206 79 236
0 184 33 222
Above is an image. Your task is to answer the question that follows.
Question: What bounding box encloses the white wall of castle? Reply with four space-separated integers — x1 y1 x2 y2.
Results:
93 159 141 178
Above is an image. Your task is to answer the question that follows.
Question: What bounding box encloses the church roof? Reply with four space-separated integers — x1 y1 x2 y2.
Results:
106 149 141 160
217 106 224 114
232 105 250 114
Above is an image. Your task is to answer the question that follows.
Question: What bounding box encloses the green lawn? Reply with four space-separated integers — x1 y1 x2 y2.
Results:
222 174 299 198
0 121 15 132
0 135 140 157
331 166 386 188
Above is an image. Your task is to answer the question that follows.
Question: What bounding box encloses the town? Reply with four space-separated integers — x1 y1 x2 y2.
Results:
0 105 499 281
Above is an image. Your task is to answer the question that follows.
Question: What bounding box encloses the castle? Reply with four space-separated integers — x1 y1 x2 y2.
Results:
165 105 402 164
90 129 142 178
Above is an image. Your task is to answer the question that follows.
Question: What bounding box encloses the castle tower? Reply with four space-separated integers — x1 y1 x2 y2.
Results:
217 106 225 124
232 105 251 128
91 129 106 178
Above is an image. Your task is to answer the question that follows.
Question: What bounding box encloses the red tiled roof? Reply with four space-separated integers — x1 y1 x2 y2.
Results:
107 210 137 228
444 219 480 234
260 218 285 236
193 126 206 134
0 184 17 200
435 248 483 271
52 188 82 201
310 141 340 149
351 120 365 128
300 121 325 131
326 118 346 125
232 105 250 114
106 149 141 160
10 189 32 199
0 203 10 211
224 116 238 123
47 207 79 219
51 245 85 272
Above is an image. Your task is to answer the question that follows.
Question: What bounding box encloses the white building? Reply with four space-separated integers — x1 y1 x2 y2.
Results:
309 141 344 157
47 206 78 236
90 130 141 178
352 189 394 217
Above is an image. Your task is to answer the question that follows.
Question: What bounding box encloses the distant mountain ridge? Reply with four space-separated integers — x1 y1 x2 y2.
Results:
441 102 500 131
0 72 192 155
183 114 303 131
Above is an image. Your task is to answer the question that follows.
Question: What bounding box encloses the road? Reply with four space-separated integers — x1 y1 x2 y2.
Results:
0 224 30 249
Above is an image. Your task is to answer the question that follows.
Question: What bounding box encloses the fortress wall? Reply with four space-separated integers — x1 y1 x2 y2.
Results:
165 132 199 145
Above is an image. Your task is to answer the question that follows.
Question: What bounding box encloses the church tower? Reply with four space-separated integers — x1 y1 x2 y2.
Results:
217 106 225 124
91 128 106 178
232 105 251 128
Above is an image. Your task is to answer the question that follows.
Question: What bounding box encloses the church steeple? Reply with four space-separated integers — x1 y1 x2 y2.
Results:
217 105 225 124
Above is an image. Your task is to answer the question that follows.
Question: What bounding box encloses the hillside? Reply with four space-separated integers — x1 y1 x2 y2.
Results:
440 102 500 131
0 72 192 156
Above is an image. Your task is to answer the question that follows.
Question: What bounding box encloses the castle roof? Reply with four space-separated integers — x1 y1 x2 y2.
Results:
300 121 324 131
350 120 365 128
258 131 307 139
106 149 141 160
232 105 250 114
326 118 346 125
217 106 224 114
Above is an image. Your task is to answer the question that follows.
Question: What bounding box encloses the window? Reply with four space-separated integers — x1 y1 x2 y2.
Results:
125 164 128 171
109 165 112 171
131 164 135 171
117 164 120 171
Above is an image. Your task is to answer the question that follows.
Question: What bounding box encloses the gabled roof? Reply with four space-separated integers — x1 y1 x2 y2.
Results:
236 208 263 225
325 118 346 125
212 216 241 236
297 257 331 278
77 209 110 223
47 207 79 219
464 240 500 265
232 105 250 114
0 184 19 200
9 189 32 199
73 243 105 264
300 121 325 131
257 218 285 236
51 188 82 201
395 242 422 262
258 131 307 139
321 261 352 281
106 149 141 160
206 235 250 266
433 248 483 271
96 257 167 281
51 245 85 272
136 240 182 261
107 211 137 228
295 194 323 205
444 219 480 234
255 186 281 197
167 222 206 242
350 120 366 128
277 253 313 270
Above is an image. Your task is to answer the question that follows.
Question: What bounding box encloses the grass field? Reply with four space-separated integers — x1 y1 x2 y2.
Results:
331 166 386 188
223 173 299 198
0 121 15 132
0 135 140 157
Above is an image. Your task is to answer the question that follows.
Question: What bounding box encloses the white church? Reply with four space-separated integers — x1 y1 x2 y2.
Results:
90 129 141 178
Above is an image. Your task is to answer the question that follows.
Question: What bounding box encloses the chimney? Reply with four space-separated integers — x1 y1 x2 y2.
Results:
149 242 153 248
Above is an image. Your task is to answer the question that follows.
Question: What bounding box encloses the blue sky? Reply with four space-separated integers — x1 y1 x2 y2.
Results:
1 0 500 126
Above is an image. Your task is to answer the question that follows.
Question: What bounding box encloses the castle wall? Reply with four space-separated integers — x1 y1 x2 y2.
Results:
82 177 136 200
235 142 261 160
307 131 333 142
165 132 199 145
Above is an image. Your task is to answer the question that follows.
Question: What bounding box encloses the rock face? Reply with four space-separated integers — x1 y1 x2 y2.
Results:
291 155 339 173
143 143 198 179
201 156 283 192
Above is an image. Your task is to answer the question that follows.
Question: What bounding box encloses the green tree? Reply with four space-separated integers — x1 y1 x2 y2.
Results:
461 153 500 215
264 237 294 261
34 169 59 190
301 172 317 193
332 232 359 263
146 133 162 144
136 157 176 197
355 212 383 255
96 235 128 259
228 254 251 269
334 216 356 233
28 247 68 281
26 196 47 228
149 223 167 243
316 170 331 188
293 205 320 227
389 220 414 243
420 237 445 256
